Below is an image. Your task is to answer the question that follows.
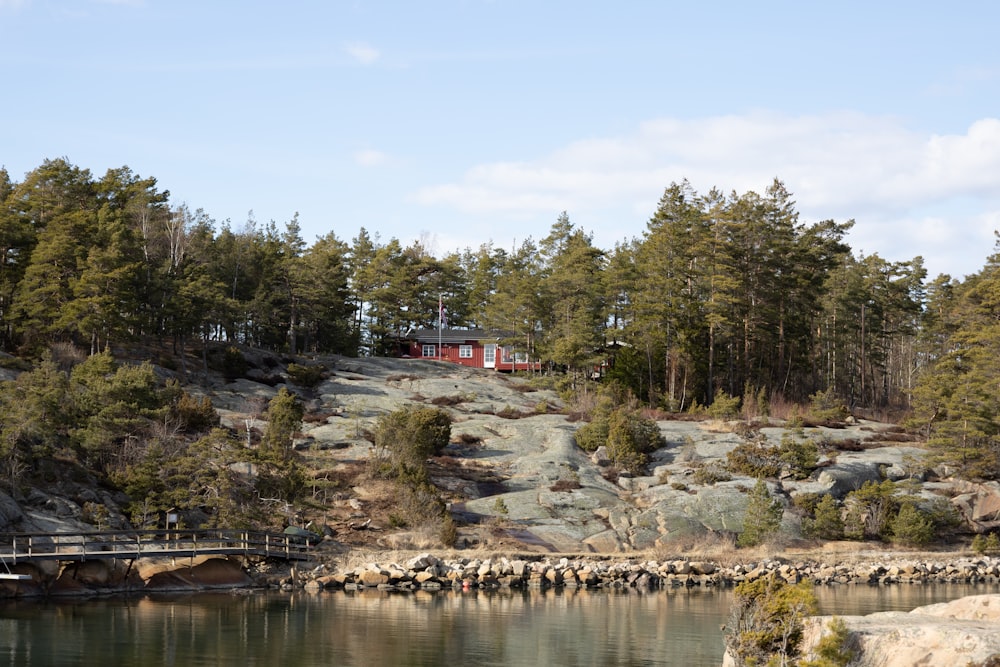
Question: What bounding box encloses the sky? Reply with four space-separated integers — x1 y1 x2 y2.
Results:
2 1 999 280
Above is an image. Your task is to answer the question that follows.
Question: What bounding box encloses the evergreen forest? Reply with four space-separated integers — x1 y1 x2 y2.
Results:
2 158 999 482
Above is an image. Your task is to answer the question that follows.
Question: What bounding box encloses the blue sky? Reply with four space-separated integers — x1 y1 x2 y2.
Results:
2 1 999 279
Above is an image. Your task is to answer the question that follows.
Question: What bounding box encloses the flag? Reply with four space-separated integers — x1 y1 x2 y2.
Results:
439 295 447 329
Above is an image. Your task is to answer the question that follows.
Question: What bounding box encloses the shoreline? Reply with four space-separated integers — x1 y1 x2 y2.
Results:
4 547 999 598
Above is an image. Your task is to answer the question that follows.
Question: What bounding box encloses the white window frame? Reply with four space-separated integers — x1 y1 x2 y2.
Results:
502 346 527 364
458 344 473 359
422 344 436 358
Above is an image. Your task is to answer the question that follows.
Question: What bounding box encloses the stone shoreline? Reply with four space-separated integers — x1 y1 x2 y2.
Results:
292 553 1000 593
5 552 1000 597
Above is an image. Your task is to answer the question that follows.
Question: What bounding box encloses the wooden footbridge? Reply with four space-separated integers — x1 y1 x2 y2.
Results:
0 528 315 578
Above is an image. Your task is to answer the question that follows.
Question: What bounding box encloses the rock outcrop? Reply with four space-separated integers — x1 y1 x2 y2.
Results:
799 594 1000 667
2 354 995 555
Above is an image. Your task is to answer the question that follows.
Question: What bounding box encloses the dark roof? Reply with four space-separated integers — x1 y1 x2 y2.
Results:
405 328 509 343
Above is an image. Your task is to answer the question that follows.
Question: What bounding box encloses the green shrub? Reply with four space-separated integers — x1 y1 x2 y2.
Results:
972 532 1000 555
806 388 849 422
738 478 784 547
286 363 325 388
802 494 844 540
371 406 452 480
171 391 219 433
799 617 855 667
0 355 32 372
221 346 248 380
727 440 783 478
843 480 897 541
778 435 819 480
725 573 818 666
706 389 741 420
574 400 664 474
604 408 664 473
692 463 732 486
574 416 609 452
439 513 458 547
890 501 934 546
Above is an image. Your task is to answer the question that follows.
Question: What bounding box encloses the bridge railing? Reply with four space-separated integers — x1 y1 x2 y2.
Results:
0 528 315 563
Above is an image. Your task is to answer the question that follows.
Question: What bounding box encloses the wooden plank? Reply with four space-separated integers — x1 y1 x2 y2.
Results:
0 574 31 581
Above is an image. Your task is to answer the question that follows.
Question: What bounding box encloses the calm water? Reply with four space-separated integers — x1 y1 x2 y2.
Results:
0 584 997 666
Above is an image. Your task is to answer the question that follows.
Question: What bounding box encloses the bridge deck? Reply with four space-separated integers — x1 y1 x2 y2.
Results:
0 529 316 566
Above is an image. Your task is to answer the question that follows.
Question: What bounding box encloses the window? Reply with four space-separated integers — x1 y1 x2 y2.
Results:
459 345 473 358
502 346 527 364
422 344 436 358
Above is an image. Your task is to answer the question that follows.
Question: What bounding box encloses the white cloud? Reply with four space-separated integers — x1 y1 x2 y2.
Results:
344 42 380 65
414 112 1000 277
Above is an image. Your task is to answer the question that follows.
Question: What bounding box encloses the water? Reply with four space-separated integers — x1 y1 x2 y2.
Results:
1 584 996 666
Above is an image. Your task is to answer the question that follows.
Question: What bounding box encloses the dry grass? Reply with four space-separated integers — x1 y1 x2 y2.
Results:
863 431 917 444
453 432 482 445
653 531 739 564
376 523 447 551
431 395 466 406
766 393 800 421
550 478 583 492
303 410 337 424
702 418 738 434
494 406 533 419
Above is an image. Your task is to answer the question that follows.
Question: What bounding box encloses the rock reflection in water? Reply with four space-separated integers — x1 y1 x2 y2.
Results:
0 584 997 666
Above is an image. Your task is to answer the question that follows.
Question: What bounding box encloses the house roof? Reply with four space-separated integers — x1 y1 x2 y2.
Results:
405 328 509 343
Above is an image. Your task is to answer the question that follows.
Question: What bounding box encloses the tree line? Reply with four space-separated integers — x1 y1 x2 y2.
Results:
0 159 991 439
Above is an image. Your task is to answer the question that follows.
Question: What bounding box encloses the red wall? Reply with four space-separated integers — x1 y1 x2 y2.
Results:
404 340 541 371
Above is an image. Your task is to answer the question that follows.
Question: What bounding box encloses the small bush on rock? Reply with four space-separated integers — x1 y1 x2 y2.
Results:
691 463 732 486
725 573 817 666
799 617 856 667
802 494 845 540
890 501 934 546
972 532 1000 555
777 435 820 480
370 407 452 481
286 363 325 388
737 478 784 547
706 389 741 420
806 387 849 423
843 480 897 540
727 440 783 478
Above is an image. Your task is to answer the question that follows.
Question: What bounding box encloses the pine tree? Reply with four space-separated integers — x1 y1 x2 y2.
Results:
803 493 844 539
537 213 607 376
260 387 304 461
738 478 784 547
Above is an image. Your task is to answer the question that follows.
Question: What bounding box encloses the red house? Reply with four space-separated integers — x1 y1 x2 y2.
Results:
401 328 542 371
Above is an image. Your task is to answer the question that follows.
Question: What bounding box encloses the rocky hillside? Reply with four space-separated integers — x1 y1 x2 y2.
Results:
3 352 1000 555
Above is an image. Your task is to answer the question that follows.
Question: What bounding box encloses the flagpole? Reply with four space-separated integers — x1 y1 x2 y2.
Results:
438 293 443 362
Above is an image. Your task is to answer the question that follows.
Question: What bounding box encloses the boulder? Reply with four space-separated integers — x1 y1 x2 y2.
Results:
813 461 884 498
951 481 1000 531
0 491 23 530
798 594 1000 667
